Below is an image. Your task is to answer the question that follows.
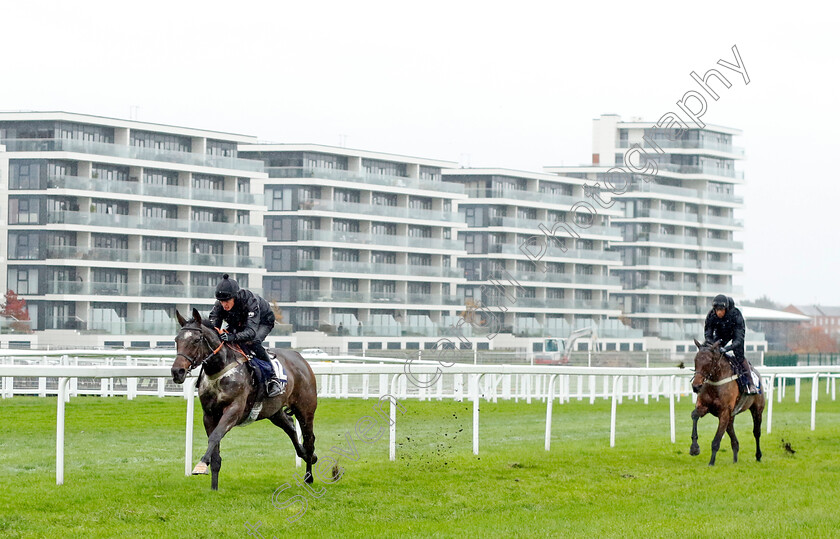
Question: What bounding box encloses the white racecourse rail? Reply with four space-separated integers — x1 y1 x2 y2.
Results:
1 350 839 485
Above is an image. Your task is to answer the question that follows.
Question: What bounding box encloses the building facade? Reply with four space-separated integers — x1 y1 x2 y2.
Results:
237 144 468 351
547 114 745 343
442 168 642 351
0 112 267 347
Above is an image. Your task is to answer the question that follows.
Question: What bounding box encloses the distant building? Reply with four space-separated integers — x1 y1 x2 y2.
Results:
785 305 840 339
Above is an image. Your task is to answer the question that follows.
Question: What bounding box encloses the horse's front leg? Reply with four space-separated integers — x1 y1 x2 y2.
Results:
709 410 731 466
726 419 739 463
198 403 245 490
689 408 704 456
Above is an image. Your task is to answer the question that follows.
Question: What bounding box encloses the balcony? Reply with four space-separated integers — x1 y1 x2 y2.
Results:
478 297 617 310
634 209 699 223
265 166 464 194
464 188 580 207
40 281 262 298
46 174 260 205
654 162 744 180
485 217 621 239
618 139 745 156
292 259 463 279
292 229 464 251
2 138 264 172
288 198 464 223
482 270 621 287
45 210 264 237
294 289 462 305
632 182 743 204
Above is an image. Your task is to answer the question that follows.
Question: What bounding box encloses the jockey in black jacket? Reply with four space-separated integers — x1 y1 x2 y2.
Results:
704 294 758 395
209 274 283 397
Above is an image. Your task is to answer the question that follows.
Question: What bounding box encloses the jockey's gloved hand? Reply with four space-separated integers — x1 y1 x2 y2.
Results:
721 344 732 353
220 331 236 342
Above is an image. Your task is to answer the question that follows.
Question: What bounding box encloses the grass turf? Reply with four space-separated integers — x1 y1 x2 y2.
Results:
1 388 840 538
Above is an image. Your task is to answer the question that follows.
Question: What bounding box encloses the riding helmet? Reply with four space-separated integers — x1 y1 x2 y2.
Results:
712 294 728 310
215 274 240 301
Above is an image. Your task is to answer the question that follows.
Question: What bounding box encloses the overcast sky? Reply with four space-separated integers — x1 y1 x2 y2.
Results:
3 1 838 306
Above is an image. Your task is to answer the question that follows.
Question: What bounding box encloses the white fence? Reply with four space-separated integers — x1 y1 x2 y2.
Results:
2 350 840 486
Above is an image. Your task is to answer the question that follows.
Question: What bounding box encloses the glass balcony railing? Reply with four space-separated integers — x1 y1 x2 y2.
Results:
41 247 260 267
635 209 699 223
2 138 264 172
264 166 464 194
46 210 264 237
464 188 580 207
632 182 744 204
619 139 745 156
484 217 621 239
294 289 462 305
288 198 464 223
477 297 617 310
484 243 621 262
292 259 463 278
46 174 260 205
482 270 621 287
293 229 465 251
41 281 262 298
633 304 707 315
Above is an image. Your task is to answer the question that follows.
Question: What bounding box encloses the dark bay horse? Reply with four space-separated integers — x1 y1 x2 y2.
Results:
171 308 318 490
689 339 764 466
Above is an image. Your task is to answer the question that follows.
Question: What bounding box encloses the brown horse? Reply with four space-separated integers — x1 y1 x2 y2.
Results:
171 308 318 490
689 339 764 466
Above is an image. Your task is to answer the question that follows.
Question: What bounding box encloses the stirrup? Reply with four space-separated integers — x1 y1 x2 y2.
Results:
266 378 285 398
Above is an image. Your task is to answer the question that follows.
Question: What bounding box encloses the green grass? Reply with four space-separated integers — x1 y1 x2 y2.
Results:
2 389 840 538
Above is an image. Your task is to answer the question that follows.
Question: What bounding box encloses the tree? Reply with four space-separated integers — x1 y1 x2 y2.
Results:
1 290 32 333
788 324 838 354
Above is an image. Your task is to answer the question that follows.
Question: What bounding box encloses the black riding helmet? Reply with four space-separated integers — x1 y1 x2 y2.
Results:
215 274 240 301
712 294 728 310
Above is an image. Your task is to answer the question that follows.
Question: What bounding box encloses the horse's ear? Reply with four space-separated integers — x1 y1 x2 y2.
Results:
176 310 187 327
694 338 702 350
192 308 202 324
712 340 722 350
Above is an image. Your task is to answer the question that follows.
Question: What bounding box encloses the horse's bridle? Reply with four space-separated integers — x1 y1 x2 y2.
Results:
176 327 224 375
696 350 738 387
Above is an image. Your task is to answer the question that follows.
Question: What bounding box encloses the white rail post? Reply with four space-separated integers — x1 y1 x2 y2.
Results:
295 419 303 468
811 374 818 431
545 374 559 451
669 375 676 444
610 375 621 448
473 373 483 455
56 377 71 485
767 375 775 434
389 374 401 462
184 377 197 476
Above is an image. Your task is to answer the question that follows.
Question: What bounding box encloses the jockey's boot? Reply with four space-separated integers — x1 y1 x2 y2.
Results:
740 357 759 395
266 377 285 398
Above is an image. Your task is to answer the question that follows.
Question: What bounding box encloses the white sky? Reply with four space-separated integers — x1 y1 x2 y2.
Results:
3 0 838 306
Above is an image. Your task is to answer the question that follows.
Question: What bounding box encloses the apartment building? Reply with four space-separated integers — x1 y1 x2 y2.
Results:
441 168 639 351
237 144 468 351
547 114 745 343
0 112 267 347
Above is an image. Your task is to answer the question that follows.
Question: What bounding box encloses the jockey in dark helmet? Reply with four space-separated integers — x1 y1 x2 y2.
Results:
209 274 284 398
704 294 758 395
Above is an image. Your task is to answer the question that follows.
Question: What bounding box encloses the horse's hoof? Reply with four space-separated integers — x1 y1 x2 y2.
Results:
689 446 700 456
304 472 314 484
192 461 209 475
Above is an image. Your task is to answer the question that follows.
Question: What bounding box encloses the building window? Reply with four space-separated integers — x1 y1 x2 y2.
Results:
143 169 179 186
8 232 41 260
131 130 190 152
193 174 224 191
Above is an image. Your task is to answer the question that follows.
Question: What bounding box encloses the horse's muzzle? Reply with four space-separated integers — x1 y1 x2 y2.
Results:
692 383 702 394
172 366 186 384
